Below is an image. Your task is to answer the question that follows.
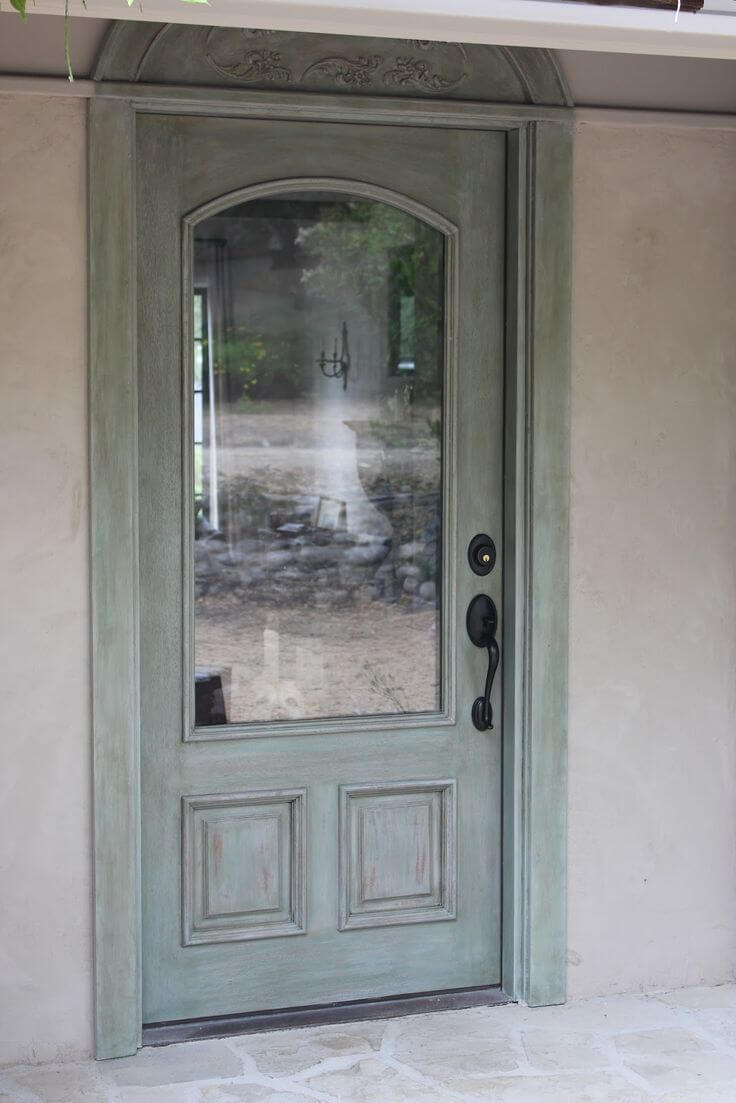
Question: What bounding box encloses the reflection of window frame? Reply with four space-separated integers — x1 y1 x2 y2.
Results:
387 236 444 387
388 243 416 377
193 286 219 529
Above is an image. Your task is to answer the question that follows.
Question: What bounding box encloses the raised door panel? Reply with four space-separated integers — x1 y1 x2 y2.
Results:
339 780 456 930
182 790 306 944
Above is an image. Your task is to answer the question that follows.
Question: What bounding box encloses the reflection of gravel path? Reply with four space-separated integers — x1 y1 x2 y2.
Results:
218 446 439 498
212 401 441 497
196 594 440 723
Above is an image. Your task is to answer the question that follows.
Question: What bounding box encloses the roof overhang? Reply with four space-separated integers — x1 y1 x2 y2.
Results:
21 0 736 59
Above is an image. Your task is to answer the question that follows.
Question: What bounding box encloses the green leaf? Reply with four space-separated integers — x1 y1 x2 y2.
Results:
180 0 210 5
64 0 74 82
10 0 28 20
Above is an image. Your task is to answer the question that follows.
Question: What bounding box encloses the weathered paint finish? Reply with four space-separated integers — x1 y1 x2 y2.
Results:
89 97 141 1059
522 121 572 1007
88 32 572 1057
499 121 571 1009
339 780 456 929
137 113 505 1024
182 789 306 944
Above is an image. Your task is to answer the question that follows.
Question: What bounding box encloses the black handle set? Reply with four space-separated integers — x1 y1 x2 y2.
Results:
466 535 499 732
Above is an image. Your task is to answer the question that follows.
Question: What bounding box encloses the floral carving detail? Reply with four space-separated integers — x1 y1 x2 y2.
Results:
302 55 382 87
383 56 466 92
207 47 292 84
205 32 470 95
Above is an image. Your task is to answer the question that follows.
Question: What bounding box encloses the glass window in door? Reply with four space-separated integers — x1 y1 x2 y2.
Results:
191 192 446 726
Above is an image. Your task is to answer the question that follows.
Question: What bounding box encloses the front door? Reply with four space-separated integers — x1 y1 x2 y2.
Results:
137 112 506 1025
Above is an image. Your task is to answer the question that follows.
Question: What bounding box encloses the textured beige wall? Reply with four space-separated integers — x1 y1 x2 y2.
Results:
568 122 736 998
0 96 92 1064
1 96 736 1066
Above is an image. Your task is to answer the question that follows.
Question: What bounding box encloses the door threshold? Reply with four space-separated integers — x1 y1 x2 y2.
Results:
142 985 510 1047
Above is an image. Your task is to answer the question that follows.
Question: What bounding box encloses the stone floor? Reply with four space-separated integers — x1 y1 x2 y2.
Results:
5 986 736 1102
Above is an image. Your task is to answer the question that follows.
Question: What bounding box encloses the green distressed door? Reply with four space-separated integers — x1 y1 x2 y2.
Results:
137 112 505 1024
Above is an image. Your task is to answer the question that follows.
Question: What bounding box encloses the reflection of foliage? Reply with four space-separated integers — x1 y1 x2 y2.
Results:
298 200 443 402
220 478 272 536
214 327 310 401
298 202 418 299
363 661 411 713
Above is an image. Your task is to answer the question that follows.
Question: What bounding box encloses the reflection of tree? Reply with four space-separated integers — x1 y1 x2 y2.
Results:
214 327 311 402
297 201 444 402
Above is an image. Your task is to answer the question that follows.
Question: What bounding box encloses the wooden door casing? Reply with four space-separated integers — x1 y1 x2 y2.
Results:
90 87 571 1061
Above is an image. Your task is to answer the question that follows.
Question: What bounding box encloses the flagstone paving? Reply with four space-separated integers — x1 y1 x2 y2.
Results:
4 985 736 1101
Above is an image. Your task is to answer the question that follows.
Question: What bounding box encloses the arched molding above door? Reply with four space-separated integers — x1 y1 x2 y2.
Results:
93 21 572 106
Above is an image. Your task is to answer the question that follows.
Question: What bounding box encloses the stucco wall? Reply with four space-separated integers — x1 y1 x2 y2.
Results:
1 95 736 1065
568 121 736 998
0 95 92 1065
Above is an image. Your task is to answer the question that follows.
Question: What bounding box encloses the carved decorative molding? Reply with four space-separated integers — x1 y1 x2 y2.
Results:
208 46 292 85
383 56 466 91
298 51 467 92
205 31 470 94
93 23 573 107
302 53 383 88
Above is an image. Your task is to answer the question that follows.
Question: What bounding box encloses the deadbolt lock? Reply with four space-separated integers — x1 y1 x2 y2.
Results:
468 533 496 576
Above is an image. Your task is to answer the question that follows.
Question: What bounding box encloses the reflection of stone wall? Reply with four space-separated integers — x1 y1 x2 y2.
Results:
196 393 442 615
195 481 440 610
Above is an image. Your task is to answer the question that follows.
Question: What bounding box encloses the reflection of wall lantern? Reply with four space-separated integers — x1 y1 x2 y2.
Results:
317 322 350 391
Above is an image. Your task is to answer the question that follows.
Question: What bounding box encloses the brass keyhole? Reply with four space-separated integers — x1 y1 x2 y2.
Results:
468 534 496 576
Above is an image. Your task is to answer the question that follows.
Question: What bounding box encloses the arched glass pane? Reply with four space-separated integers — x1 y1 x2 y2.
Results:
192 191 445 726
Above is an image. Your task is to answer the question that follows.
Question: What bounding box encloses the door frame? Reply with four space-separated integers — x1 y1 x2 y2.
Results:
90 85 571 1060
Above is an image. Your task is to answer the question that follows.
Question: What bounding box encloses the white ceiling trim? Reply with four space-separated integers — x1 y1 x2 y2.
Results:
20 0 736 60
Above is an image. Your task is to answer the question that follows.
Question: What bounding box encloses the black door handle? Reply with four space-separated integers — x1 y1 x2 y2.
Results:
466 594 500 731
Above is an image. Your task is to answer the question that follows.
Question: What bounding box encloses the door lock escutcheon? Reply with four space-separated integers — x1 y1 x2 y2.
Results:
466 594 500 732
468 533 496 576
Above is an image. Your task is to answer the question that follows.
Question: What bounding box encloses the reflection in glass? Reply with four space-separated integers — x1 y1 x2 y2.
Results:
192 193 445 726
